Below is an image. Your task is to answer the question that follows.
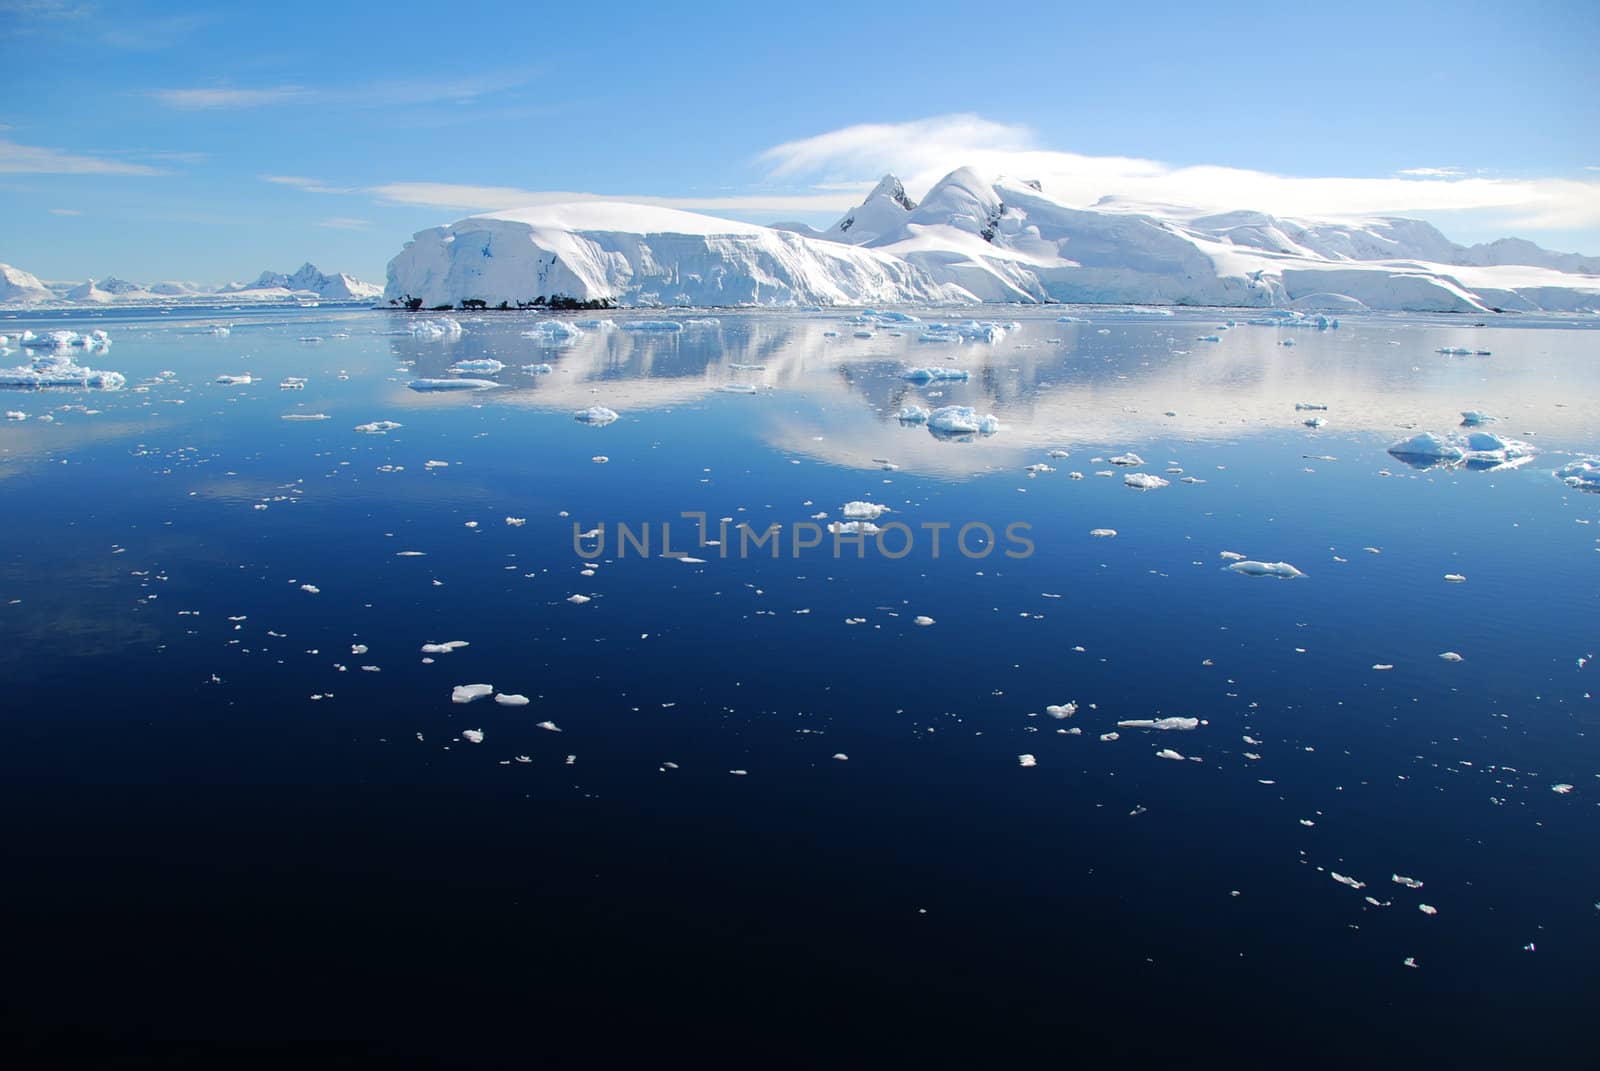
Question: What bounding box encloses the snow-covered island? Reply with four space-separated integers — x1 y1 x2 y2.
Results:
384 168 1600 313
0 261 381 308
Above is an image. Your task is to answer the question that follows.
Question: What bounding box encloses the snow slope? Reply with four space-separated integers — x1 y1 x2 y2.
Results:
385 202 970 308
1 264 53 304
817 170 1600 312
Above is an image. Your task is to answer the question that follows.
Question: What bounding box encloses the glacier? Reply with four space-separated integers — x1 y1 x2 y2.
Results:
0 260 382 308
384 169 1599 313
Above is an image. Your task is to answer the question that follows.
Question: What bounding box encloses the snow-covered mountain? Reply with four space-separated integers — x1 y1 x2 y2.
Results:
1 264 53 304
0 262 382 307
812 168 1600 312
383 174 1598 312
227 262 383 301
385 202 967 308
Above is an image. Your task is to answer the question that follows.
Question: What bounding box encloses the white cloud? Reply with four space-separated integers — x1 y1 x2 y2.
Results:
148 86 312 110
315 217 370 230
48 207 82 215
757 114 1600 233
261 174 357 195
1397 167 1465 178
0 137 166 175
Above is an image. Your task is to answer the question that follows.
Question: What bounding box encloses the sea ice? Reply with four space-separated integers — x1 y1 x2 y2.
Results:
620 320 683 332
448 359 504 375
1046 702 1077 719
575 406 619 425
1109 452 1144 466
451 684 493 704
896 405 930 423
927 405 999 435
1018 754 1037 767
1123 473 1169 490
1155 748 1186 761
460 729 484 743
354 421 402 434
407 318 463 339
1089 528 1117 538
2 352 129 390
842 501 889 520
1117 717 1200 730
1554 456 1600 492
409 378 499 391
1227 560 1306 579
495 693 530 706
522 320 584 343
913 616 935 626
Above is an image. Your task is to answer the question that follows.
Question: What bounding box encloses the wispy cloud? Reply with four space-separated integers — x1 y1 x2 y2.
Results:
262 174 358 195
315 217 370 230
260 173 852 216
0 137 167 175
2 1 212 49
759 114 1600 233
48 207 82 215
1397 167 1465 178
149 86 313 110
150 72 533 112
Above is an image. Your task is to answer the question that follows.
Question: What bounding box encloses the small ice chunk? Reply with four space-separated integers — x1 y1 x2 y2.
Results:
536 720 561 732
902 367 969 383
896 405 930 423
1155 748 1186 761
495 693 530 707
1089 528 1117 538
1109 452 1144 467
1123 473 1168 490
1418 904 1438 916
926 405 999 435
1046 702 1077 719
460 729 484 744
913 615 935 626
842 501 889 520
214 374 253 386
575 406 619 425
1117 717 1199 731
1392 874 1424 889
620 320 683 332
1227 560 1305 579
566 594 592 604
1552 783 1574 794
1439 651 1463 662
354 420 402 434
421 641 469 654
1554 456 1600 493
1018 754 1037 767
408 378 498 392
1331 872 1366 890
1444 573 1466 583
451 684 494 704
448 359 504 375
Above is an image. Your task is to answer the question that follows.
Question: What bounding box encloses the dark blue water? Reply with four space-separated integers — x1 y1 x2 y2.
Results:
2 306 1596 1065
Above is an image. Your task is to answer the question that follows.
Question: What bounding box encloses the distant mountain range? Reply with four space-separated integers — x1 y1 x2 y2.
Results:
386 168 1599 313
0 262 382 306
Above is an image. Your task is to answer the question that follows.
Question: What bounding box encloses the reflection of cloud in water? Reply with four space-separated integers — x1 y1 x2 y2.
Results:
381 311 1600 477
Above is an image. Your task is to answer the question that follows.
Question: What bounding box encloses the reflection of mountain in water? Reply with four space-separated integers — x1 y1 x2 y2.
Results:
383 310 1600 477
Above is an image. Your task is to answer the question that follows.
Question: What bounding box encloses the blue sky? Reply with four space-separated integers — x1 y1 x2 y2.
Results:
3 0 1597 284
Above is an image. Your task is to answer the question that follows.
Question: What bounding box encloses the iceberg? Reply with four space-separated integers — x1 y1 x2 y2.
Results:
896 405 930 423
408 378 500 392
575 406 619 425
1123 473 1169 490
522 320 585 343
1459 410 1495 426
407 318 463 339
1554 456 1600 492
1117 717 1200 730
1227 560 1306 579
842 501 890 520
0 351 125 390
448 359 504 375
927 405 999 435
1388 431 1534 469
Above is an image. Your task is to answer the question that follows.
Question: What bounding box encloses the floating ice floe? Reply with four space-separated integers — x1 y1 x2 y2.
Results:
1418 904 1438 916
1436 347 1490 356
494 693 529 706
575 406 619 425
523 363 554 374
22 329 110 352
1439 651 1463 662
921 320 1011 343
1392 874 1424 889
620 320 682 332
522 320 584 343
460 729 484 743
896 405 930 423
1118 717 1200 731
842 501 889 521
1459 411 1495 427
1124 473 1169 490
1018 754 1037 767
1109 452 1144 467
421 641 469 654
1294 403 1328 411
354 420 402 434
407 318 463 339
1551 783 1574 794
1089 528 1117 538
279 377 307 390
448 358 504 375
4 410 24 420
451 684 494 704
566 594 592 605
0 351 125 390
1046 702 1077 719
1227 560 1306 579
902 367 969 383
927 405 999 435
574 318 616 330
1155 748 1186 761
828 520 880 536
1388 431 1534 469
1331 872 1367 890
408 378 499 391
913 615 935 626
1554 456 1600 493
505 516 526 527
215 374 253 386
